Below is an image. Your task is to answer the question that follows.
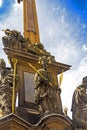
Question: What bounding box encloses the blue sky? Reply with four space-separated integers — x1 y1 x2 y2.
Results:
0 0 15 19
0 0 87 118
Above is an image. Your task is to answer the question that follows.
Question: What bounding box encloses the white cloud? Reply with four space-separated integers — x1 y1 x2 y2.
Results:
52 7 59 12
36 5 82 68
0 0 2 7
82 44 87 51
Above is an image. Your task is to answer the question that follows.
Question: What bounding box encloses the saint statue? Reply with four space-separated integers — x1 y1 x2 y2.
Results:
0 58 13 116
2 29 28 51
34 56 63 115
71 76 87 130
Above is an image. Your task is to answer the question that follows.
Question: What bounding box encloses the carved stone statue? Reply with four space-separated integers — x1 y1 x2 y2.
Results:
71 76 87 130
2 29 29 51
2 29 55 60
34 56 63 115
0 58 14 116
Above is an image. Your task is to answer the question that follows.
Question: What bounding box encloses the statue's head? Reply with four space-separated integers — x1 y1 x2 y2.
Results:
38 56 52 70
82 76 87 87
38 56 48 70
3 29 10 35
0 58 6 69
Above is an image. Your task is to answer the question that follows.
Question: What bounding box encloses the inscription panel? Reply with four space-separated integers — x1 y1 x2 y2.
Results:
27 0 36 32
24 72 35 102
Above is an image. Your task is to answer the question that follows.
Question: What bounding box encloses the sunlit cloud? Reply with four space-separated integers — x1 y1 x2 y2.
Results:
0 0 2 7
82 44 87 51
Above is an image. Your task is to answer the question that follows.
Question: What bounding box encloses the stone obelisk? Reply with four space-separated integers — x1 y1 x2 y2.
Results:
18 0 40 44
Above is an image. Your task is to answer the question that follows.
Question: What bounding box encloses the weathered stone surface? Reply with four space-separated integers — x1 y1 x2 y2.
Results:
71 76 87 130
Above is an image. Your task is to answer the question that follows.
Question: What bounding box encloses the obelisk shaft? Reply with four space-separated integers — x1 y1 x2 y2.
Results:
18 0 40 44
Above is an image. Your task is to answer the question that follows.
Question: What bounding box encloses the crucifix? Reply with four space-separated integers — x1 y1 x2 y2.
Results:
17 0 40 44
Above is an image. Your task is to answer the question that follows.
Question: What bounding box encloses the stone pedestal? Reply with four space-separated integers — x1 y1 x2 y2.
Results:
0 114 31 130
38 114 72 130
0 113 72 130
